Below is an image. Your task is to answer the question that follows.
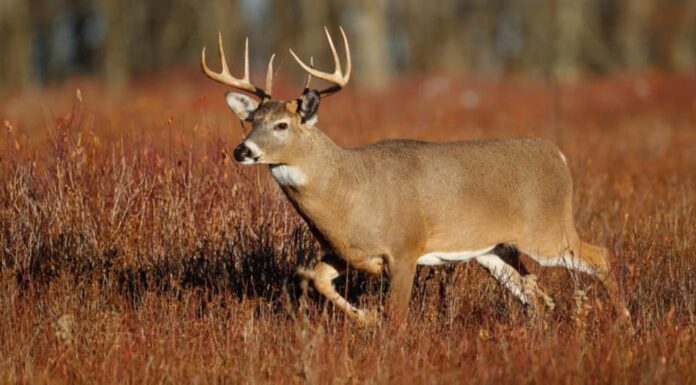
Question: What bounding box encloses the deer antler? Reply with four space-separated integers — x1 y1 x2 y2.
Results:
290 27 351 98
201 32 275 100
303 57 314 93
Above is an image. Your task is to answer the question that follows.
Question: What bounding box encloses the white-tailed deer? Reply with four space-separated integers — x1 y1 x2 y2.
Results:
202 27 623 325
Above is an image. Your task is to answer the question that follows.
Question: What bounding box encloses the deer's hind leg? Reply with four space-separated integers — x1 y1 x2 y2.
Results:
524 238 616 296
475 253 530 306
520 227 629 319
476 244 555 311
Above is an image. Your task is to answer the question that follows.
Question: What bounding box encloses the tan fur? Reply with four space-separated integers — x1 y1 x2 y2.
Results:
285 100 298 113
204 29 624 325
228 100 621 325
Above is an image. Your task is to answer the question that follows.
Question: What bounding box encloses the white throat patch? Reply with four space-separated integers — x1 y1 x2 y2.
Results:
270 165 307 187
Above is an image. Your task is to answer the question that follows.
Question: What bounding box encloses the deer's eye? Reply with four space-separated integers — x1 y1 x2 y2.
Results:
274 122 288 131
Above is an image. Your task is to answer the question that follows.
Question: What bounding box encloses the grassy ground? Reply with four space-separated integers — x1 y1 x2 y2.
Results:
1 71 695 384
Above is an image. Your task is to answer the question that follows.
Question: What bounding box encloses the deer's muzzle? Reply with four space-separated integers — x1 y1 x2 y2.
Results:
233 142 253 163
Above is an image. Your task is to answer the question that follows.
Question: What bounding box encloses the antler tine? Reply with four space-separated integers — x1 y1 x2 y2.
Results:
219 32 230 75
243 38 250 84
266 54 276 96
304 57 314 91
289 26 351 97
339 26 351 85
324 26 342 77
201 32 270 99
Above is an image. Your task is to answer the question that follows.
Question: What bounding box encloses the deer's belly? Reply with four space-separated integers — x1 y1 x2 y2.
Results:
416 246 496 266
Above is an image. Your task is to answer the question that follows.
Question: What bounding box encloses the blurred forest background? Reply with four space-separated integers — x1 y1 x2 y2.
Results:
2 0 696 94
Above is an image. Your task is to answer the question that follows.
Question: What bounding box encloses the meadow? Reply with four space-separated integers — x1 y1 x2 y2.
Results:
1 70 695 384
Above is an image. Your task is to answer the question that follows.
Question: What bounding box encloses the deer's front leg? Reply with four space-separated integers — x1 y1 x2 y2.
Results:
297 257 377 326
386 260 417 324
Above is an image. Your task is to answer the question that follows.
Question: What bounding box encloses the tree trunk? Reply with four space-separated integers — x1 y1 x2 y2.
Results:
0 0 32 92
98 0 144 91
553 0 588 82
354 0 390 89
670 1 696 71
619 0 653 70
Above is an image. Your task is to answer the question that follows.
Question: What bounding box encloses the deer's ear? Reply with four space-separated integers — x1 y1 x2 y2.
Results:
225 92 258 122
298 90 320 126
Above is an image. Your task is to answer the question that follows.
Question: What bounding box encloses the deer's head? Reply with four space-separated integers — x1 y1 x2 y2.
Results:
201 28 351 166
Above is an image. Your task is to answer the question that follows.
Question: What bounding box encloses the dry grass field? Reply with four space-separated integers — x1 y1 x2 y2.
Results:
1 71 695 384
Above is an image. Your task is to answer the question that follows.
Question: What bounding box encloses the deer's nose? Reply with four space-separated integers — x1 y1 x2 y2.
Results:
233 143 252 162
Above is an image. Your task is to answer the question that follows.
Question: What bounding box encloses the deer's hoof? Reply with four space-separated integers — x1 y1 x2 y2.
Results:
354 308 379 327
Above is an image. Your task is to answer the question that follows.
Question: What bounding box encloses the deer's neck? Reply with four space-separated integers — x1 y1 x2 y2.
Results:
271 129 357 242
272 130 350 190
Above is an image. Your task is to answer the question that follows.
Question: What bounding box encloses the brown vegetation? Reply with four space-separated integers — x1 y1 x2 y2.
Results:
1 71 695 384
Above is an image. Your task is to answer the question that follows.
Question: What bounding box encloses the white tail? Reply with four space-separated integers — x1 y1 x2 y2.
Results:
202 28 623 326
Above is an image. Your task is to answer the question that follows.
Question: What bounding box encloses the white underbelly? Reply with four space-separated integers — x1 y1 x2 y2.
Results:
416 245 496 266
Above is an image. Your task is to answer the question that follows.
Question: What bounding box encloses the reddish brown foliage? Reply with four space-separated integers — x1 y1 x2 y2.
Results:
1 71 695 384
